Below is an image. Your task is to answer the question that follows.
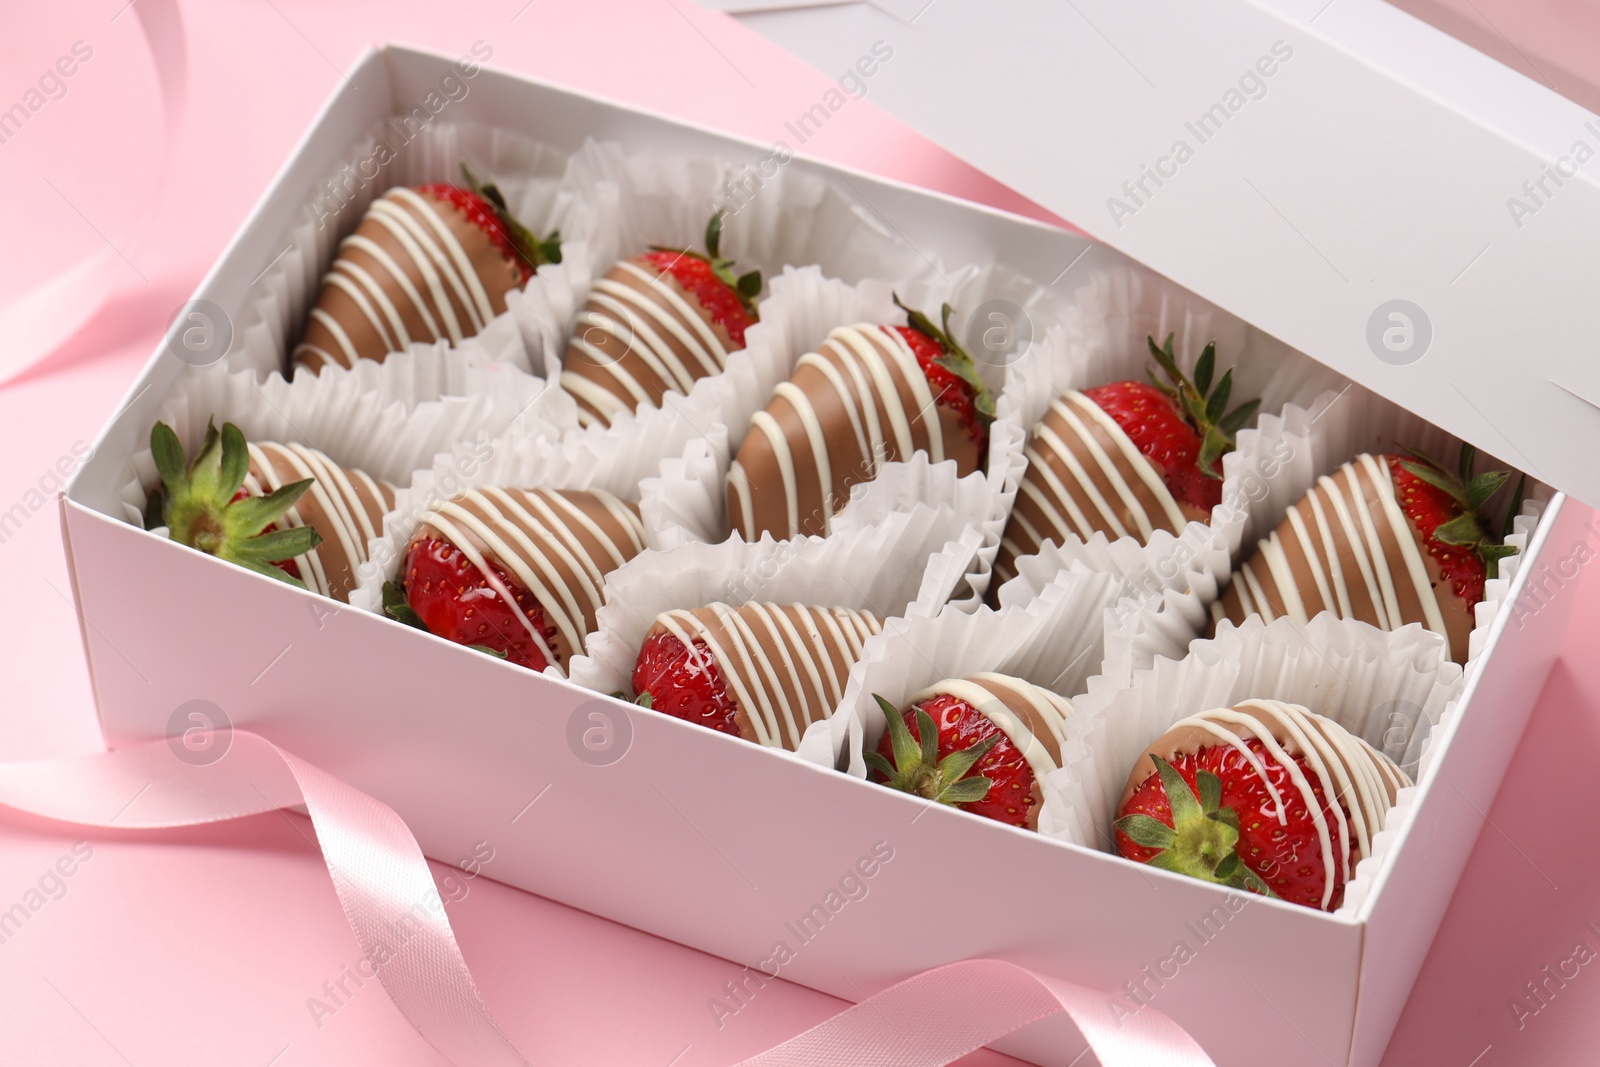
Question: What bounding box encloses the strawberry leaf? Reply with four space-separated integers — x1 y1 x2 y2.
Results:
1153 755 1201 826
935 732 999 785
383 581 429 631
187 420 225 504
1205 368 1234 424
1196 769 1222 814
227 479 313 538
1193 342 1215 396
1431 512 1484 546
1466 470 1509 512
1141 335 1258 482
1399 459 1467 503
1217 399 1261 437
939 776 994 805
230 524 321 562
150 422 189 499
217 423 250 505
915 706 939 769
1116 813 1177 850
705 209 725 261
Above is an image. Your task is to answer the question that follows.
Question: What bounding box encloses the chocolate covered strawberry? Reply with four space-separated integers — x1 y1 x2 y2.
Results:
996 334 1258 586
561 210 761 428
727 295 996 540
385 487 645 673
293 166 559 373
631 602 880 750
1216 446 1523 663
147 420 394 601
866 674 1072 830
1114 700 1409 911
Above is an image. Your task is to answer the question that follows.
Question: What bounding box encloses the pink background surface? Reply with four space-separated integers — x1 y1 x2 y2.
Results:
1 1 1597 1063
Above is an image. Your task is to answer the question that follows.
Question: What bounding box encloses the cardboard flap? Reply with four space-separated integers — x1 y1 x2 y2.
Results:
700 0 1600 506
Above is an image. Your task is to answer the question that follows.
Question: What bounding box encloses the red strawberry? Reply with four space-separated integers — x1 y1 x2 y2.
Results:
146 420 321 588
630 631 741 736
391 537 559 672
1083 335 1260 515
638 211 760 346
866 694 1036 829
893 295 996 452
1115 746 1339 907
1388 445 1523 607
419 164 561 283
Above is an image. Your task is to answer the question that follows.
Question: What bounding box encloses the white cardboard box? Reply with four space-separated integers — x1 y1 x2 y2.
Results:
60 29 1590 1067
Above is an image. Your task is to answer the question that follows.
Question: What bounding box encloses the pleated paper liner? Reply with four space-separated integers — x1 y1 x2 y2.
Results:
810 561 1121 777
568 509 987 715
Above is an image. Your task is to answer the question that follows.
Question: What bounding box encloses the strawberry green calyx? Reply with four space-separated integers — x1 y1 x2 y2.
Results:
651 210 762 319
1398 444 1525 579
149 420 321 588
864 695 997 807
1146 333 1260 481
892 293 998 432
1115 755 1279 898
460 164 562 271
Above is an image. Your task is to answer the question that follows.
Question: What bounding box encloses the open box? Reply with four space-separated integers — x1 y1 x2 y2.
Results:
58 6 1597 1064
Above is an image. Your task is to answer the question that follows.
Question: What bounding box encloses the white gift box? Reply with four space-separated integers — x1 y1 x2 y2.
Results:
60 21 1593 1067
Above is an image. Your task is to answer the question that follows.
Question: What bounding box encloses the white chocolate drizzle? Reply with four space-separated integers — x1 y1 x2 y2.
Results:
562 260 733 428
1224 454 1451 648
292 188 500 369
998 389 1187 584
242 442 394 601
726 323 943 540
414 488 646 675
653 603 881 751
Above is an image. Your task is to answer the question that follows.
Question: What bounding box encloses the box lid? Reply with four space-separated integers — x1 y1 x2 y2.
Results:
697 0 1600 507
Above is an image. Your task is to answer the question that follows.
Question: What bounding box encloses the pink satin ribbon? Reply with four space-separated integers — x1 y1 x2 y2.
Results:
0 730 1214 1066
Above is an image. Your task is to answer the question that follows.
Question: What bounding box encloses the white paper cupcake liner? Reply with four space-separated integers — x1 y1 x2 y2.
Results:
1042 614 1463 872
233 120 583 387
116 357 569 527
811 562 1121 776
348 386 737 615
639 264 1031 601
567 510 986 701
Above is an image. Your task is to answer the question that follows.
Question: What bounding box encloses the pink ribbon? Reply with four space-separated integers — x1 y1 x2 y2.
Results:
0 730 1214 1066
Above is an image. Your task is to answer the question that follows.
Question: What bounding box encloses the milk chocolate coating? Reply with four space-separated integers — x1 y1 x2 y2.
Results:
245 442 395 602
642 603 882 751
995 390 1201 588
292 187 523 373
726 324 983 541
408 487 646 669
1215 454 1476 663
559 259 738 428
